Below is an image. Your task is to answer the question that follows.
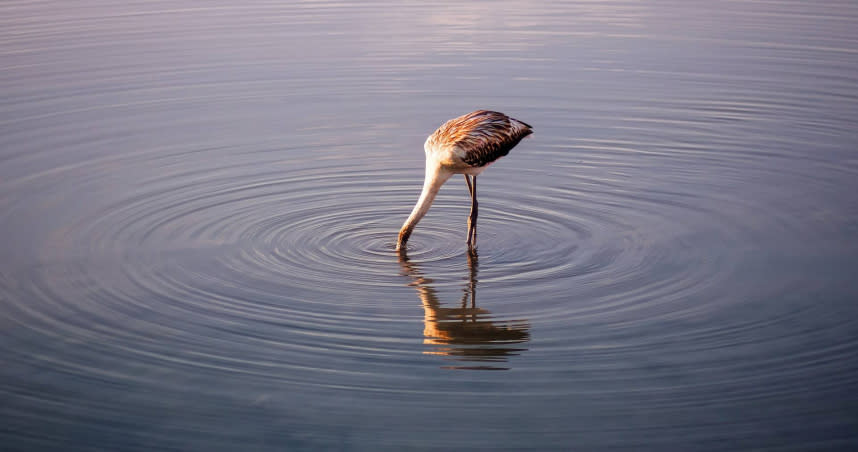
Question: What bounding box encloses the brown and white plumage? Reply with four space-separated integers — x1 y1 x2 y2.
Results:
396 110 533 251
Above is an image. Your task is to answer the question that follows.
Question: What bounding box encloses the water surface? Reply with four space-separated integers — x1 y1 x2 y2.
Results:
2 1 858 450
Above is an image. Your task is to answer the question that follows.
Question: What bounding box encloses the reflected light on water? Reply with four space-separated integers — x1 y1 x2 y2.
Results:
2 0 858 450
399 249 529 370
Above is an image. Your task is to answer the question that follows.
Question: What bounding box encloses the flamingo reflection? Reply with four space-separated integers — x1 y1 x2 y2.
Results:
398 250 529 370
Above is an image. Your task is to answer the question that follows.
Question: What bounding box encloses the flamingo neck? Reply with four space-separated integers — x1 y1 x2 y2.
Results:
397 164 451 250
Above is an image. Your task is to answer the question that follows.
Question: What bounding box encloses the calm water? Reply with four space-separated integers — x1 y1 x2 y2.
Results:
2 1 858 450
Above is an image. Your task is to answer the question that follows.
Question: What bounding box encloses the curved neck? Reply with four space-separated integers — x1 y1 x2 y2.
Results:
397 164 451 250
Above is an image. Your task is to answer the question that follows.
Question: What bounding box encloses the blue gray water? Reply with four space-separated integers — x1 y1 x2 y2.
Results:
2 1 858 450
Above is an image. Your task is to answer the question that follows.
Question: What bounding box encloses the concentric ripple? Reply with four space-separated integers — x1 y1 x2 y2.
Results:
3 0 858 450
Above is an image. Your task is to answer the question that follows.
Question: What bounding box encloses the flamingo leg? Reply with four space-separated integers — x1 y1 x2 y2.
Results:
464 175 473 243
466 175 478 248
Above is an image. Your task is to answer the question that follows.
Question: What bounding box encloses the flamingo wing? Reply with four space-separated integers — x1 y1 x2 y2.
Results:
426 110 533 168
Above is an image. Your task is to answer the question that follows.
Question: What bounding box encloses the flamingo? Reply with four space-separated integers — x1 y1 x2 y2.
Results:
396 110 532 251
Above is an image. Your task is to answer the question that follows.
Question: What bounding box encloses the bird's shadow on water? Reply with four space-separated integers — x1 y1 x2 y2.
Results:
397 248 530 370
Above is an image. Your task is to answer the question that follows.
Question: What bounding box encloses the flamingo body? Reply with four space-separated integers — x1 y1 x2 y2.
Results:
396 110 532 251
